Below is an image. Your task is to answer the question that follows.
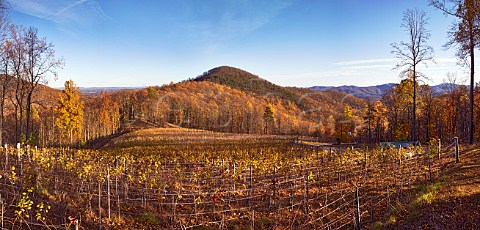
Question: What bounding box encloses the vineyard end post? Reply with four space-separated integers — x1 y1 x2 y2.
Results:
304 173 309 214
1 193 3 229
355 187 361 230
454 137 459 163
107 165 111 221
438 139 441 160
98 180 102 230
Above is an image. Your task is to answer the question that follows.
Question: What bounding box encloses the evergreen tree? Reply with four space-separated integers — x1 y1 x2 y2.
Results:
263 104 274 134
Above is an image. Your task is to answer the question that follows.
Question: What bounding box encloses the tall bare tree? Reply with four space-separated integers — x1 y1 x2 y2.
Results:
391 8 435 142
430 0 480 144
23 26 63 142
0 0 9 146
9 24 27 142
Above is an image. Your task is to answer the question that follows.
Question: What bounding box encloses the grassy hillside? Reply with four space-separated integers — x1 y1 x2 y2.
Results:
382 146 480 229
103 126 289 149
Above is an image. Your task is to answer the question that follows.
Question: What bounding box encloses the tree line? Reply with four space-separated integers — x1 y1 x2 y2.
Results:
48 70 480 147
0 1 63 146
0 0 479 147
363 78 479 144
390 1 480 144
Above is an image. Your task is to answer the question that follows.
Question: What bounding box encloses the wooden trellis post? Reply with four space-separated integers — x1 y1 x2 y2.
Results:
290 181 294 209
4 144 7 174
271 167 277 209
438 139 441 160
251 210 255 230
17 143 23 177
355 187 361 230
233 162 236 193
107 165 111 221
98 180 102 230
454 137 459 163
124 159 128 201
114 159 120 218
304 173 309 214
398 146 402 165
249 165 253 210
1 193 4 230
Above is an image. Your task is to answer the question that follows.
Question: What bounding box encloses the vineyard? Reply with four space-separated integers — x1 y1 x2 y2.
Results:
0 128 462 229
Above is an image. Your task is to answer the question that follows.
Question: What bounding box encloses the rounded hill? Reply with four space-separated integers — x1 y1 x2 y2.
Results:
193 66 299 102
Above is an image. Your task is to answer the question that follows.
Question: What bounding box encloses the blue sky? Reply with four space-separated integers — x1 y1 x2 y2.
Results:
10 0 476 87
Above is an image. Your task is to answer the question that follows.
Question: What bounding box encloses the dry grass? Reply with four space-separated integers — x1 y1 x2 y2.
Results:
395 145 480 229
103 127 292 148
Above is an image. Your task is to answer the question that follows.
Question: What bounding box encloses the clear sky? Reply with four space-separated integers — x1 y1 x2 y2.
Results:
10 0 477 88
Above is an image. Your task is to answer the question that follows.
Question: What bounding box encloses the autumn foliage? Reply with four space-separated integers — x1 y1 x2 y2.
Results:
55 80 83 145
0 64 478 147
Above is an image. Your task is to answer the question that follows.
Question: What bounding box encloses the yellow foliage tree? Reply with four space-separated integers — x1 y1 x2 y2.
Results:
344 105 353 118
55 80 84 145
336 105 355 143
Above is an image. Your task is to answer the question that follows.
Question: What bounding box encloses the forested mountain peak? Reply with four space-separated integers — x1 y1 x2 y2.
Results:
193 66 299 102
192 66 367 112
194 66 263 83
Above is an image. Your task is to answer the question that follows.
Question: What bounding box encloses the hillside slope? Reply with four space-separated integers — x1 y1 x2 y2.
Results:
193 66 366 116
193 66 299 102
111 66 367 138
1 77 61 145
395 146 480 229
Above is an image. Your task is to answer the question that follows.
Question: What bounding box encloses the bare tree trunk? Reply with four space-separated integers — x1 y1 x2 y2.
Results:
15 79 25 143
0 74 11 147
0 89 4 146
25 91 33 142
469 43 474 144
413 66 417 142
16 102 22 142
0 105 3 146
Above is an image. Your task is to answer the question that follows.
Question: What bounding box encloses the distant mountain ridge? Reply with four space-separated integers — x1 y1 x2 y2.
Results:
310 84 396 100
310 83 460 100
74 74 459 101
78 87 144 95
